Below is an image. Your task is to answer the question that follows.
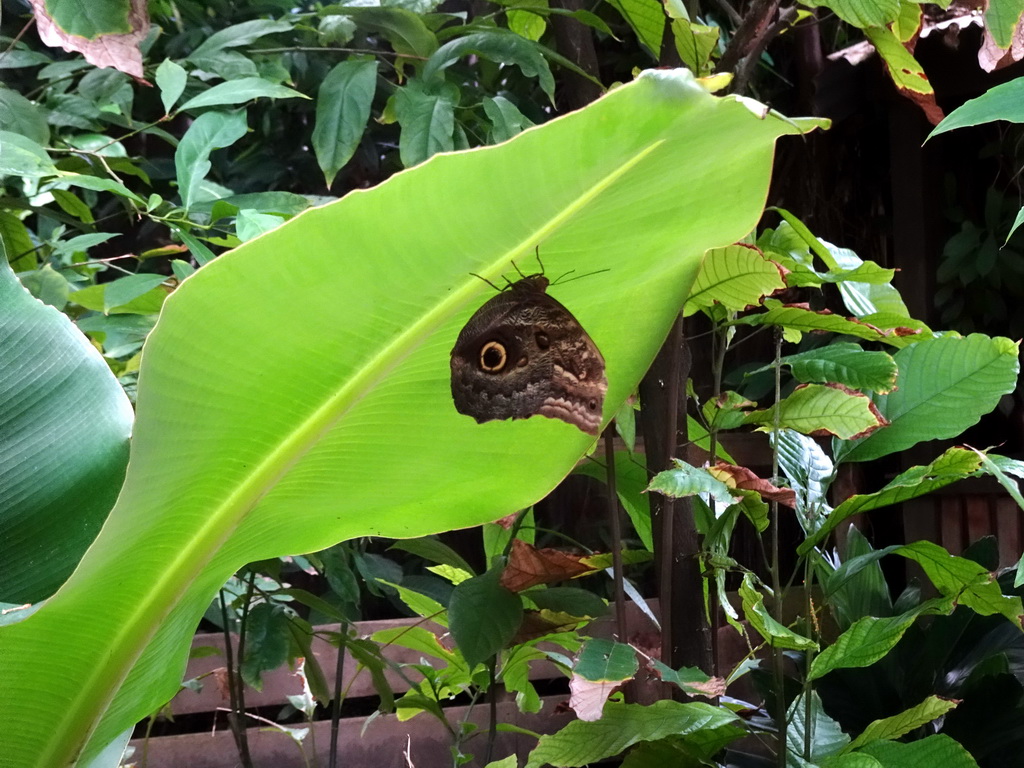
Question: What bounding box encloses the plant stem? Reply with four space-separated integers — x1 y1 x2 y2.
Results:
483 660 498 765
329 625 348 768
219 586 253 768
604 428 628 643
770 328 787 768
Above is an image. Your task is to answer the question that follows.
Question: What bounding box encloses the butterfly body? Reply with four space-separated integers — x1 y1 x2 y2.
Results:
450 274 607 436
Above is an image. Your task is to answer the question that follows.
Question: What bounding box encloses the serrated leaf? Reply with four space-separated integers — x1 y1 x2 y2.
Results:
767 344 898 393
803 447 982 550
808 597 952 680
845 696 958 752
732 299 910 345
834 335 1020 464
740 574 817 650
745 383 887 439
524 700 740 768
684 244 785 317
647 459 737 505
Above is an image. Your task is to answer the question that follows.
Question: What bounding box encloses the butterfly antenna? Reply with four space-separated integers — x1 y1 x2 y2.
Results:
551 267 612 286
469 273 505 292
534 246 545 275
510 259 528 279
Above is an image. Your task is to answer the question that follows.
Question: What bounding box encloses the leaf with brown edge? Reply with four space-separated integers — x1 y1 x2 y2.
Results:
500 538 592 592
29 0 150 81
744 382 889 440
733 299 922 346
707 462 797 508
510 609 586 644
648 658 727 698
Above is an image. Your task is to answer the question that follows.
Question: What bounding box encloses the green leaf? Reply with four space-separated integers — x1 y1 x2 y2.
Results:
235 210 285 241
312 59 378 187
174 109 249 211
179 77 308 112
864 26 933 96
895 540 1023 626
684 244 785 317
393 78 459 167
188 19 294 61
43 0 133 38
845 696 958 752
858 734 980 767
155 59 187 114
102 274 170 313
527 587 607 618
787 691 850 761
574 638 639 681
423 30 556 103
0 130 57 177
740 574 817 650
448 569 523 668
389 536 475 575
930 76 1024 140
483 96 534 143
765 344 898 393
647 459 737 506
239 602 291 690
804 447 982 550
672 19 719 76
0 88 50 146
340 7 438 59
834 335 1020 464
893 0 922 42
808 598 952 680
607 0 665 58
798 0 899 29
525 700 740 768
0 70 818 766
0 257 132 603
649 660 722 697
772 429 833 528
745 383 887 439
971 451 1024 586
732 299 911 346
983 0 1024 49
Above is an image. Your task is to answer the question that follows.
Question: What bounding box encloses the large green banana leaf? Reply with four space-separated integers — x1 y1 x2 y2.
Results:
0 69 821 766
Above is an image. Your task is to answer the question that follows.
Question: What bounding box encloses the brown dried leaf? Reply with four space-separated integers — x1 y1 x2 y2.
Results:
500 538 592 592
212 667 231 701
688 677 728 697
30 0 150 80
707 462 797 508
569 674 621 721
492 512 520 529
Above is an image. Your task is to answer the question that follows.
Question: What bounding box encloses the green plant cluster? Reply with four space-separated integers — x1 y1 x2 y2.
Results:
6 1 1024 768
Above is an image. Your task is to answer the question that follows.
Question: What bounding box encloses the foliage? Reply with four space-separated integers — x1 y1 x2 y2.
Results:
4 0 1024 766
0 66 813 766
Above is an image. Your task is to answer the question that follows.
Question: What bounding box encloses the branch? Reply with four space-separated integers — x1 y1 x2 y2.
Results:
716 0 784 76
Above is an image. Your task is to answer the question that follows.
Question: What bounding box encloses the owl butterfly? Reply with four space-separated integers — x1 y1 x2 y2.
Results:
449 263 608 436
